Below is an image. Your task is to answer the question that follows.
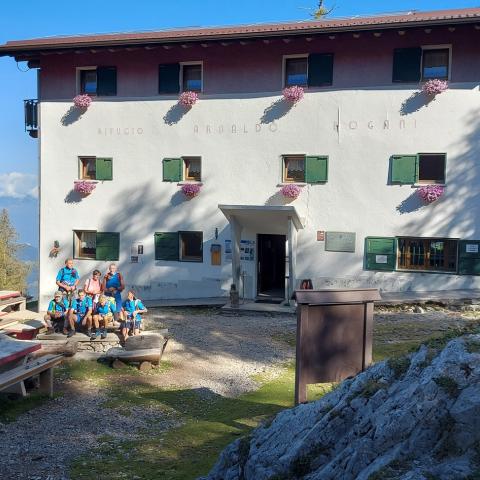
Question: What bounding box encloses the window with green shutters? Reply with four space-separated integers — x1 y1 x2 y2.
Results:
96 66 117 96
308 53 334 87
159 63 181 94
390 155 418 184
154 232 179 261
365 237 397 271
163 158 182 182
282 154 328 184
74 231 119 260
458 240 480 275
79 67 117 96
390 153 446 185
305 156 328 183
283 53 334 88
95 158 113 181
392 47 422 83
95 232 120 261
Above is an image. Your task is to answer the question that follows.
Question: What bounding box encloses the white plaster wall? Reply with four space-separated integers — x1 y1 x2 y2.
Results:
38 85 480 309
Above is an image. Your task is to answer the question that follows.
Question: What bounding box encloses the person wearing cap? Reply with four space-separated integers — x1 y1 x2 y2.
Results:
56 258 80 301
102 263 125 322
120 290 147 343
66 289 93 338
44 291 70 333
92 295 115 340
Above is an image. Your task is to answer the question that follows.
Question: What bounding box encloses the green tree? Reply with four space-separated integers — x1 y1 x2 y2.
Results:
0 209 30 293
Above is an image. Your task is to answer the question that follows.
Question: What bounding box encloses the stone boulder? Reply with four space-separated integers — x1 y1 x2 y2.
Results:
201 335 480 480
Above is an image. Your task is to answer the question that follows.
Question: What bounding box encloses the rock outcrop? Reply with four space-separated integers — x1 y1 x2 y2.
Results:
202 335 480 480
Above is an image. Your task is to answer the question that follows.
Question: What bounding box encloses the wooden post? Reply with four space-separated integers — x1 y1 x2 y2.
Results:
38 368 54 397
294 305 308 405
230 217 242 293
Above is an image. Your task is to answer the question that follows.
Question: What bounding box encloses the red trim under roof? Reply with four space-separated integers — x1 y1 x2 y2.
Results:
1 7 480 58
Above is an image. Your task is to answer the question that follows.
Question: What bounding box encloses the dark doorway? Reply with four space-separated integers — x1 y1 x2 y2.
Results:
257 234 286 302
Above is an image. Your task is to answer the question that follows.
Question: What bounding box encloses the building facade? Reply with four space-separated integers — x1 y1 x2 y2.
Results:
2 8 480 309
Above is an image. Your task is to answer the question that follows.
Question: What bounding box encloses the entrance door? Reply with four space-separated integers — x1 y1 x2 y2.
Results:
257 234 286 301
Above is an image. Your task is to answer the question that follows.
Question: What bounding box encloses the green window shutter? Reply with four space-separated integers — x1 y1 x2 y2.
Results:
163 158 182 182
365 237 397 271
95 158 113 180
390 155 418 184
458 240 480 275
308 53 334 86
97 66 117 96
305 156 328 183
155 232 179 261
159 63 180 94
392 47 422 83
96 232 119 261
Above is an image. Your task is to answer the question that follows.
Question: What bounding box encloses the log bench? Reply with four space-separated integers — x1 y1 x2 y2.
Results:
0 354 63 397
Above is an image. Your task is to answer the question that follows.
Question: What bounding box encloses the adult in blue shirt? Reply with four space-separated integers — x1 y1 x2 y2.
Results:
102 263 125 321
120 290 147 342
56 258 80 301
92 295 115 340
44 291 70 334
66 289 93 338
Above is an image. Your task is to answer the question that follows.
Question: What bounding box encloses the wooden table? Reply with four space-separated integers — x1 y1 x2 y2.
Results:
0 334 41 368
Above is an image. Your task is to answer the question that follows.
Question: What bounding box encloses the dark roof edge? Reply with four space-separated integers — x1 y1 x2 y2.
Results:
1 12 479 59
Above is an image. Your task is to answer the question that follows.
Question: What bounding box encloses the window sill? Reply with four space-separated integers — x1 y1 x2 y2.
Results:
412 183 446 188
277 183 307 187
178 181 203 185
396 269 457 275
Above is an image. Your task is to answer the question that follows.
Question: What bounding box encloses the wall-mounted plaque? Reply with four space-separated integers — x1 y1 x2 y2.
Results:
325 231 356 253
317 231 325 241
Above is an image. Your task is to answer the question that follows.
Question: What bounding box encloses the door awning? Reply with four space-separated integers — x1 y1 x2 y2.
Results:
219 204 304 233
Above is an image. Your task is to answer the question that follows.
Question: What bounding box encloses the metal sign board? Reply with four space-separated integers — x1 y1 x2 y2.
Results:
325 231 356 252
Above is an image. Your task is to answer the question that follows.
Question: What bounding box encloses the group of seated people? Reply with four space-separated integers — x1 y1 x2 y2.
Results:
44 259 147 342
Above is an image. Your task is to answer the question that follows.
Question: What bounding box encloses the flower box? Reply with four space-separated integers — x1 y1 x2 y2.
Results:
74 180 97 195
181 183 201 198
73 94 92 109
280 184 302 199
422 79 448 96
179 91 199 107
282 85 304 104
417 185 444 204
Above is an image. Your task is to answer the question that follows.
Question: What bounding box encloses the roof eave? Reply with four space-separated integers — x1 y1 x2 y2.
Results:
1 15 479 60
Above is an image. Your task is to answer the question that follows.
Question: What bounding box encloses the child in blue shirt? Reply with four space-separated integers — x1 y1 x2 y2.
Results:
44 291 70 333
120 290 147 342
92 295 115 340
66 290 93 338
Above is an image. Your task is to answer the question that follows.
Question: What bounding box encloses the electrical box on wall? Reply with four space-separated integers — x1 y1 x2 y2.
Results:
211 244 221 265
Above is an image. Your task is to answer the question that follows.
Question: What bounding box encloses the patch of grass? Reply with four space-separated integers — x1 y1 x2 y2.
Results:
0 392 55 423
70 364 335 480
465 339 480 354
271 332 296 347
359 379 386 399
387 356 411 379
434 376 460 398
367 459 410 480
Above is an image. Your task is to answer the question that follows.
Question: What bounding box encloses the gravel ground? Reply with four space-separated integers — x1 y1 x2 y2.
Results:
0 380 179 480
1 304 477 480
145 308 297 396
0 308 296 480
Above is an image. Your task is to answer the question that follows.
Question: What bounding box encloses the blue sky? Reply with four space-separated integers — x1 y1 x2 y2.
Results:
0 0 477 247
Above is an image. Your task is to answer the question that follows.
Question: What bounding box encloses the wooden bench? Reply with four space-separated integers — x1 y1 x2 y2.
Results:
0 354 63 397
0 291 26 313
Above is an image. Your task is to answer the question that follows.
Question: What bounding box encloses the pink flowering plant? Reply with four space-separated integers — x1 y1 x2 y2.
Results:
422 79 449 96
283 85 305 104
181 183 201 198
74 180 97 195
417 185 445 204
178 91 199 107
280 184 302 199
73 94 92 109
